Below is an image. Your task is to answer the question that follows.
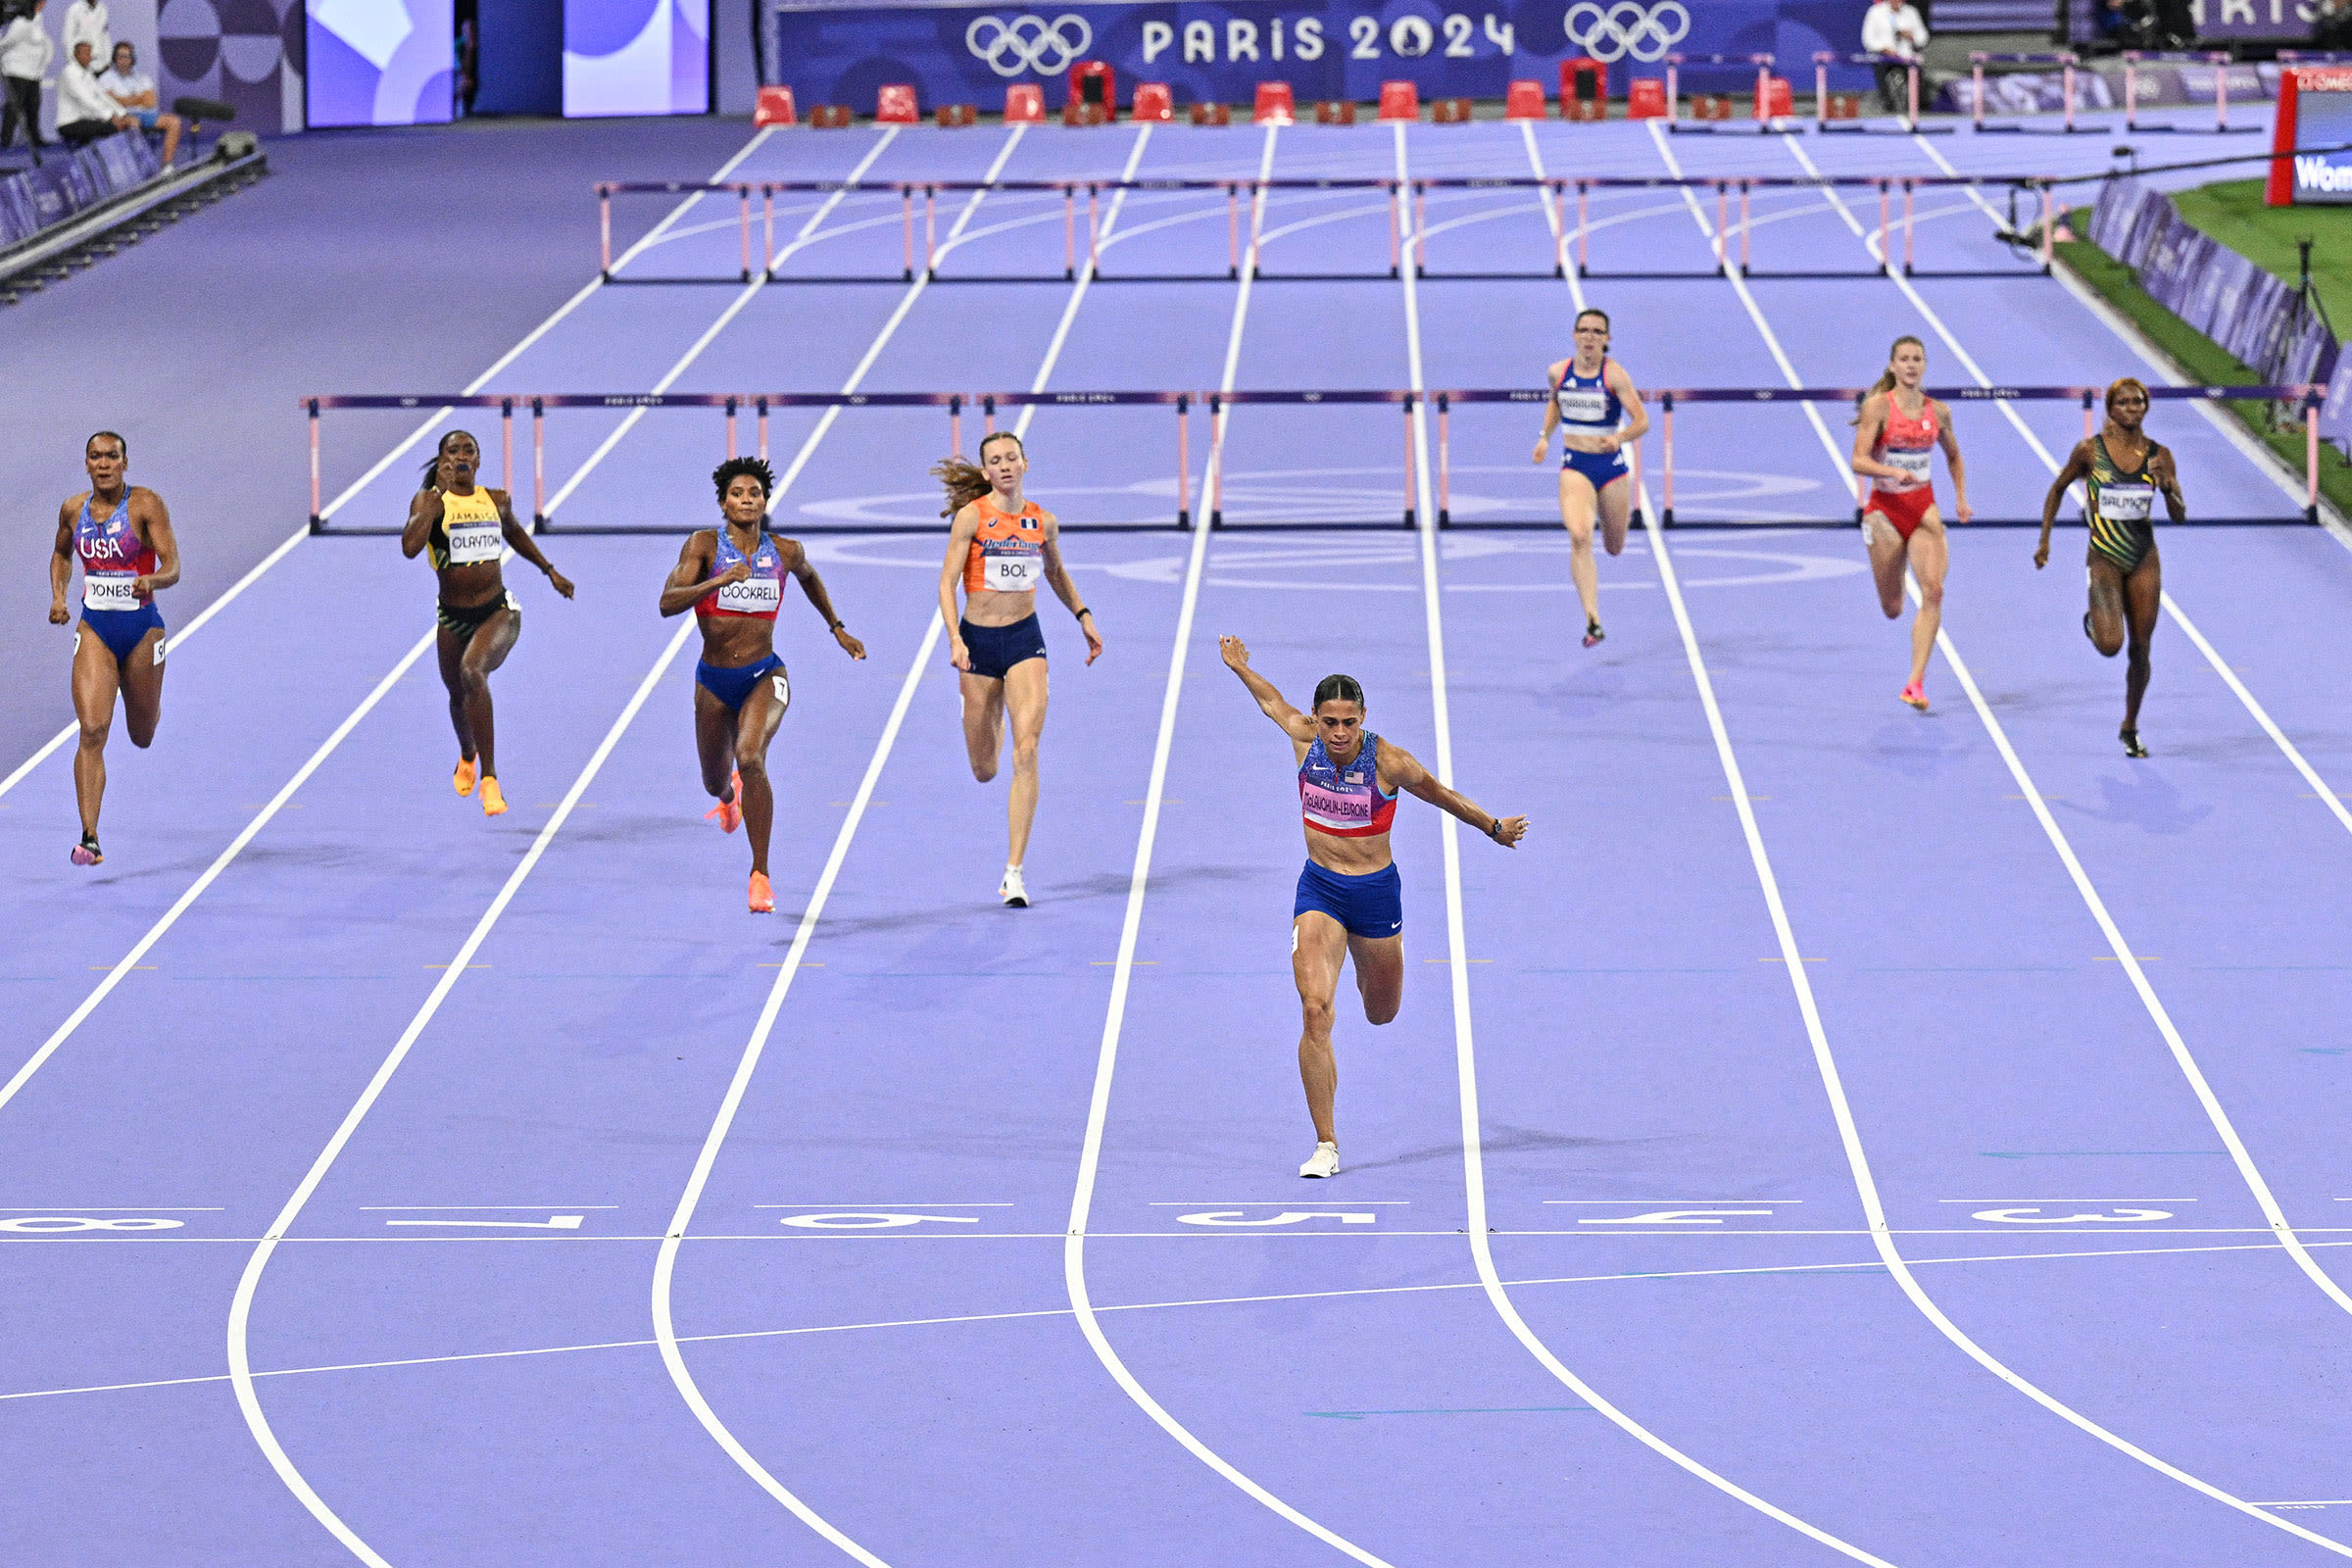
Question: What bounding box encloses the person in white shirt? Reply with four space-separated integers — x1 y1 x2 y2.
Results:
61 0 106 74
55 38 133 145
1 0 55 157
1861 0 1930 115
98 41 178 164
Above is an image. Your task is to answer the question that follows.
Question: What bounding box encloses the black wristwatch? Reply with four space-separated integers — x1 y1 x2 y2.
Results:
1076 608 1094 621
829 619 844 631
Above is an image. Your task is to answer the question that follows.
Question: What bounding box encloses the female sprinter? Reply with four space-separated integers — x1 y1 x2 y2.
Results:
1219 638 1528 1178
2034 377 2184 758
934 431 1101 908
1531 308 1649 649
402 429 574 816
661 456 865 914
1850 335 1970 710
48 430 176 867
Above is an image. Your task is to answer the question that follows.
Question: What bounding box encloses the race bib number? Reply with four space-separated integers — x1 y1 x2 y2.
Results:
83 573 139 612
2098 484 2154 523
445 522 503 564
981 548 1041 594
716 573 782 613
1556 388 1610 424
1883 447 1934 485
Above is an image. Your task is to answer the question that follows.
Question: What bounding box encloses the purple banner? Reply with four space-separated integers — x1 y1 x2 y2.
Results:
0 132 163 253
2324 354 2352 454
2088 174 2338 389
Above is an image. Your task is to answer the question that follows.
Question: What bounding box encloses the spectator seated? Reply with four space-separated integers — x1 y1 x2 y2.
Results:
96 41 179 166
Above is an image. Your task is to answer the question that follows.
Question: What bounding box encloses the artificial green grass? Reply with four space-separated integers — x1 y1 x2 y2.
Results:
2057 205 2351 519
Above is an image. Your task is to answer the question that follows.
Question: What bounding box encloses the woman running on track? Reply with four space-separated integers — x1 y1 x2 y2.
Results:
934 431 1101 908
402 429 574 817
1531 308 1649 649
48 430 176 867
2034 376 2184 759
662 456 865 914
1850 335 1970 710
1219 638 1528 1178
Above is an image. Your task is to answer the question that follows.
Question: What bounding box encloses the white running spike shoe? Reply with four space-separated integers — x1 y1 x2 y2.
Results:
1000 864 1029 907
1298 1141 1340 1178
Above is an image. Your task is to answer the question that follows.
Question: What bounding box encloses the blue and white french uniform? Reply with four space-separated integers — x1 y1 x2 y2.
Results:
1552 360 1630 491
75 493 164 661
694 527 790 711
1293 733 1404 940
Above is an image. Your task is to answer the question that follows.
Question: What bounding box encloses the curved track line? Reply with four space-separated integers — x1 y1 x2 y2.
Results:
1066 122 1400 1566
1398 122 1900 1567
227 616 699 1567
1783 131 2352 1321
1644 118 2352 1553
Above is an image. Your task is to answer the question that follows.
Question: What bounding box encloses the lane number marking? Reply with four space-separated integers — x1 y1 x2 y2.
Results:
1177 1210 1379 1227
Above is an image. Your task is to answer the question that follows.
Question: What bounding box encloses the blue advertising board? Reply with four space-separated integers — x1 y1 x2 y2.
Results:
2187 0 2322 42
2292 85 2352 202
765 0 1874 112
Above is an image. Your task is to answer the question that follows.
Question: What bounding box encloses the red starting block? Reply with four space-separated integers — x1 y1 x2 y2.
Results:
1504 80 1544 120
1378 80 1419 121
876 83 917 123
1004 83 1046 122
1132 82 1173 122
754 86 797 126
1254 81 1296 123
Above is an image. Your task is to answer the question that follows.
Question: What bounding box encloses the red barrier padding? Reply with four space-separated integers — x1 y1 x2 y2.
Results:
1627 78 1668 119
1068 61 1115 117
1254 81 1296 123
810 105 854 128
876 83 917 123
1432 97 1474 122
1315 99 1357 124
1189 101 1232 125
1005 83 1046 122
1757 74 1793 118
1561 58 1604 103
1132 82 1173 122
1504 80 1544 120
936 103 977 127
754 86 796 126
1378 80 1419 121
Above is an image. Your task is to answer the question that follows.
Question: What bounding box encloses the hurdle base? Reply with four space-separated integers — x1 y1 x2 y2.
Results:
1743 266 1893 279
1581 266 1728 280
603 274 751 286
1976 123 2102 135
1905 264 2053 279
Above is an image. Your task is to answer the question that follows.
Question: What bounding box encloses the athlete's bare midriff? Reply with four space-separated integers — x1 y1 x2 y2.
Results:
960 584 1036 629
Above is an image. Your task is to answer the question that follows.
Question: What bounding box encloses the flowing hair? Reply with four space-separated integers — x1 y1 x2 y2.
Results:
1854 335 1927 424
418 429 478 490
931 431 1025 518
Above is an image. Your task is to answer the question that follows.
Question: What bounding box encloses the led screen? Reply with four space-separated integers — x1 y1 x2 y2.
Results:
308 0 455 127
565 0 710 117
2292 89 2352 204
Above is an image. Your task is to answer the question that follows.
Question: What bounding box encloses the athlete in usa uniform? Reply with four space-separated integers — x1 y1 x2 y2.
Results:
402 428 574 817
48 431 177 867
1850 335 1970 710
1220 637 1529 1178
934 431 1102 908
662 456 865 914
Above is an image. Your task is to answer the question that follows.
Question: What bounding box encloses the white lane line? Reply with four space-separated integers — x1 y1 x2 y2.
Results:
1068 122 1398 1567
0 626 439 1120
647 121 1132 1563
540 125 904 518
1402 122 1896 1568
1781 131 2352 1320
0 126 783 800
32 1232 2352 1407
1646 119 2352 1556
227 614 699 1568
1811 138 2352 842
652 624 936 1568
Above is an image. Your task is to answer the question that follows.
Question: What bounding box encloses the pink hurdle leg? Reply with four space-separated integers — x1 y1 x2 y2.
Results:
2040 187 2055 269
1907 61 1919 127
307 402 320 522
501 404 514 491
1903 181 1914 273
739 189 752 279
1714 183 1727 270
599 188 612 276
1063 185 1074 277
1577 181 1590 273
1438 401 1450 522
758 402 768 462
2215 54 2230 130
1402 402 1416 525
532 402 546 526
1662 404 1675 520
2311 403 2323 517
1740 182 1750 273
726 405 738 460
1177 401 1190 525
903 187 914 278
1974 62 1984 129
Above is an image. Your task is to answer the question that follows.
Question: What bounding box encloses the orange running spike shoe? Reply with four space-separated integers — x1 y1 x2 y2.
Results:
706 771 742 834
1899 680 1928 711
453 757 477 797
749 870 774 914
480 777 508 816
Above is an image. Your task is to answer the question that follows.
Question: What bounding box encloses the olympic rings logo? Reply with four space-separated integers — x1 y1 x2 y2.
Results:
964 14 1095 77
1561 1 1690 63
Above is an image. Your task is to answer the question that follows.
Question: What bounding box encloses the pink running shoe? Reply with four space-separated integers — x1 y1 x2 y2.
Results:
1899 680 1929 711
706 771 743 834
